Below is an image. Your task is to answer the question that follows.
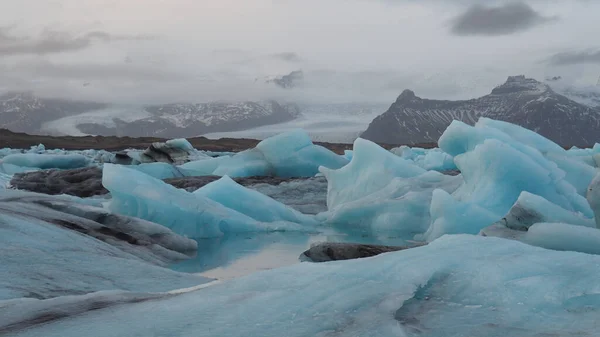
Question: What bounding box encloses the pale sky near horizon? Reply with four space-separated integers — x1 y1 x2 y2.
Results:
0 0 599 103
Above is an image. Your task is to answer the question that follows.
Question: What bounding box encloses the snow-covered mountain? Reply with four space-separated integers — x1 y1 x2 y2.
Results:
0 92 301 138
0 92 107 134
361 76 600 147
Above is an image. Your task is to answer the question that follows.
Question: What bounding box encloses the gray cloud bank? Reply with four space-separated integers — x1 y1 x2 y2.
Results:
548 49 600 66
0 27 151 56
450 2 556 36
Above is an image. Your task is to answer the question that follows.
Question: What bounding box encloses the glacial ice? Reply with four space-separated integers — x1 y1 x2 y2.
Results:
318 138 462 238
0 190 210 301
523 222 600 255
180 129 348 178
194 176 317 225
102 164 317 238
497 191 595 230
0 153 89 170
9 235 600 337
391 146 457 171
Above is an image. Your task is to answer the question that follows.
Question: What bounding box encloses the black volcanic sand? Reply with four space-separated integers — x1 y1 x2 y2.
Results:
0 128 437 154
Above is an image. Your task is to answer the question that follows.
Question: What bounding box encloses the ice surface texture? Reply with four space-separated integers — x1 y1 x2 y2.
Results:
181 129 348 178
7 236 600 337
102 164 318 238
0 189 209 300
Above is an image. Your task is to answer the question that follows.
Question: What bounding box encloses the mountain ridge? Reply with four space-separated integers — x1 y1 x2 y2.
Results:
361 75 600 147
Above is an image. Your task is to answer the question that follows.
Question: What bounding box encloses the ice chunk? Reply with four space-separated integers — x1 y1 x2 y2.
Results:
179 155 230 176
321 172 462 237
453 139 591 218
545 153 598 196
180 130 347 178
194 176 317 225
255 129 348 177
476 117 566 154
0 153 89 170
524 223 600 255
320 138 425 209
102 164 316 238
391 146 457 171
165 138 195 152
212 149 272 177
10 235 600 337
421 189 499 241
498 191 595 230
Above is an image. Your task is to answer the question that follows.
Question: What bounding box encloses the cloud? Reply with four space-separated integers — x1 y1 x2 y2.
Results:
5 60 187 82
450 2 557 36
0 27 152 56
269 52 302 62
547 49 600 65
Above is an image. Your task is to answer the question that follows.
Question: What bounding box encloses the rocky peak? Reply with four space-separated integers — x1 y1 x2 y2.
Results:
491 75 550 95
395 89 420 104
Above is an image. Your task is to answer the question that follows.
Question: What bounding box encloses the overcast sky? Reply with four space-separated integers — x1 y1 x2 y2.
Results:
0 0 599 103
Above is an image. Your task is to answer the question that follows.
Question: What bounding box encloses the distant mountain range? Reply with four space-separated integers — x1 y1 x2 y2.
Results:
361 76 600 147
0 92 301 138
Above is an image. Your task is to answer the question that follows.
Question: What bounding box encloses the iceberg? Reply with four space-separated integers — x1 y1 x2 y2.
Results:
8 235 600 337
391 146 457 171
452 139 591 217
0 153 89 170
318 138 461 238
321 138 426 209
523 222 600 255
497 191 595 230
102 164 317 238
180 130 348 178
194 176 317 225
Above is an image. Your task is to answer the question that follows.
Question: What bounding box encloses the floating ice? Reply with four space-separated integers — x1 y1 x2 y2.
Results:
319 138 461 238
497 191 595 230
194 176 317 225
102 164 317 238
180 130 347 178
9 235 600 337
321 138 426 209
523 223 600 255
452 139 591 217
421 189 499 241
391 146 457 171
0 153 89 170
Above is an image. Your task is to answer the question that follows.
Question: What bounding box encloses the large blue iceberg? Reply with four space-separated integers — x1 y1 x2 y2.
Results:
102 164 318 238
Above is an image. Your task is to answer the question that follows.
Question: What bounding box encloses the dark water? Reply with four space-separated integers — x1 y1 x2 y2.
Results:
170 232 412 280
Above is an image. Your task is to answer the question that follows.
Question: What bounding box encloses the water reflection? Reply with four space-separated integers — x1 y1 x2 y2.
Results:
170 231 414 280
